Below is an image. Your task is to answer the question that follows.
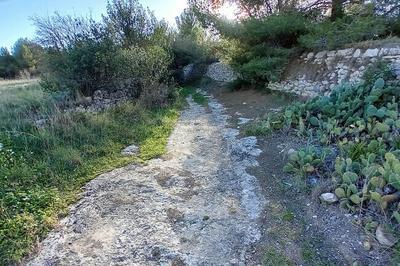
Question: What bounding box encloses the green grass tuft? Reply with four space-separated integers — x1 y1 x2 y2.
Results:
179 87 208 106
263 247 293 266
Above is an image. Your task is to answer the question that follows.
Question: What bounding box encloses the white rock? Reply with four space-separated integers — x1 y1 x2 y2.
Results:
121 144 139 156
205 62 238 82
337 48 353 57
35 119 47 128
379 47 400 56
182 64 194 81
353 49 362 58
376 225 397 247
287 148 296 155
238 117 252 125
306 52 314 60
363 240 372 251
327 51 336 57
319 193 338 203
363 48 380 58
315 51 327 59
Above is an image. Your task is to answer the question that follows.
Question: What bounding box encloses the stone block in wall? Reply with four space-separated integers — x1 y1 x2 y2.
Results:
353 49 362 58
337 48 354 57
379 47 400 56
315 51 327 59
182 64 194 81
363 48 380 57
306 53 314 61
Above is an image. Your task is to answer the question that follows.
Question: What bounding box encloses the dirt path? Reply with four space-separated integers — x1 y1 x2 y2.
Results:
28 94 266 265
29 84 385 265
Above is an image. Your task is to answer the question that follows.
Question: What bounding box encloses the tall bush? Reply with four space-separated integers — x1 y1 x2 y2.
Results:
33 0 175 102
114 45 174 106
216 13 308 87
299 15 388 50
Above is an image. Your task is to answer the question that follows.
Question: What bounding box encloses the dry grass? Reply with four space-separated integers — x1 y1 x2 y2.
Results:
0 78 39 90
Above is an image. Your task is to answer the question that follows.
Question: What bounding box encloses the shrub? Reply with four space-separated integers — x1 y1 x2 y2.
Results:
114 45 173 106
34 2 175 99
299 15 387 50
41 37 117 96
172 36 212 67
0 48 19 79
214 13 307 88
239 13 309 47
239 56 288 84
388 16 400 36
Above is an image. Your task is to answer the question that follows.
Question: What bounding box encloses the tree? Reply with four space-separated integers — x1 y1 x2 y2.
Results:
103 0 158 47
0 48 19 79
176 8 207 42
32 13 101 50
189 0 302 19
13 38 36 70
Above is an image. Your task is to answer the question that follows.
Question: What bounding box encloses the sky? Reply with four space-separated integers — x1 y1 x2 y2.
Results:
0 0 187 50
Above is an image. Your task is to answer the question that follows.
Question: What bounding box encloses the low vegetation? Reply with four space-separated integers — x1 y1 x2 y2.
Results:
247 62 400 257
180 87 208 105
190 0 400 89
0 83 183 264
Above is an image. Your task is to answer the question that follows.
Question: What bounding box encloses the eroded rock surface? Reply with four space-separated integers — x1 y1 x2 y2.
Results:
28 95 264 265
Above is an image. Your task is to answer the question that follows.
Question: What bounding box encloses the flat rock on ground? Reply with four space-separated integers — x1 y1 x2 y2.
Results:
28 95 265 265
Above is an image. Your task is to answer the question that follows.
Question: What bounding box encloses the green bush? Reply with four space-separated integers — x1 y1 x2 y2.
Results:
388 17 400 36
239 56 286 84
240 14 309 47
299 16 387 50
115 45 174 106
34 1 175 99
217 13 306 88
172 36 212 67
0 48 19 79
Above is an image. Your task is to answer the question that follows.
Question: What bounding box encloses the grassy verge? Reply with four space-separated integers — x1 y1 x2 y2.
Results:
0 84 183 264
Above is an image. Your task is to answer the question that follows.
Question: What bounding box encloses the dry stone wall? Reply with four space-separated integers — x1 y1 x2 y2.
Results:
205 62 238 82
268 44 400 97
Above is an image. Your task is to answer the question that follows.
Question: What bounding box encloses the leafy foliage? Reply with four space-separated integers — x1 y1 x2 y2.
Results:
172 8 216 84
299 15 387 50
33 0 174 104
104 0 162 47
0 48 19 79
213 13 307 88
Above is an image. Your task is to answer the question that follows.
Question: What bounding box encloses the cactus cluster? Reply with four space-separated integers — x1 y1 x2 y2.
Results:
284 146 331 178
264 63 400 227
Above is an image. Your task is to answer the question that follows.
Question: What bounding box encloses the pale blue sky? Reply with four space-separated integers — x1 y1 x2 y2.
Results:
0 0 187 50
